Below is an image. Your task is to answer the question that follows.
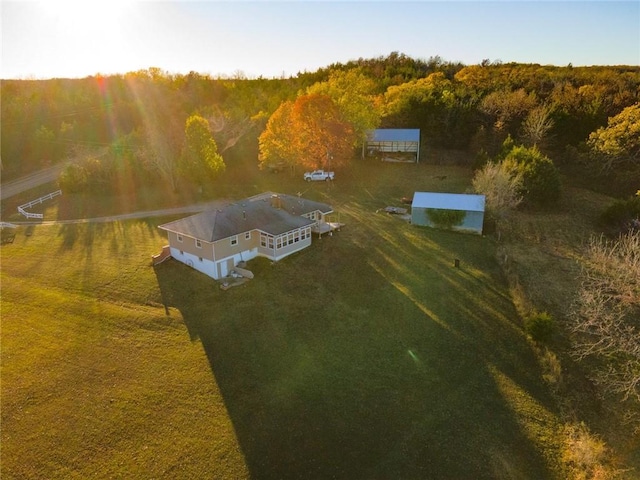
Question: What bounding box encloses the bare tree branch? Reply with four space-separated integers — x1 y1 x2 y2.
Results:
570 232 640 401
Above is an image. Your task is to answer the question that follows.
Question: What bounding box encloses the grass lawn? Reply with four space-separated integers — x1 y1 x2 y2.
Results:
1 159 566 478
0 221 248 479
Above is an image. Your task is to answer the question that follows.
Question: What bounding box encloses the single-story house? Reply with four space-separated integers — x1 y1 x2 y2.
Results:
158 192 333 280
411 192 485 235
363 129 421 163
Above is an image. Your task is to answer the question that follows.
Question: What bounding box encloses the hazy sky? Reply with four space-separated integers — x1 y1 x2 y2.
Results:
2 0 639 79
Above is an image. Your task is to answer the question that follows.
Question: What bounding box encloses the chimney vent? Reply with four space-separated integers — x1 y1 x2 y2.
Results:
270 194 282 209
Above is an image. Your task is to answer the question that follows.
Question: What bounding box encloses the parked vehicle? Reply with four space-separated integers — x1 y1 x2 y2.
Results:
304 170 335 182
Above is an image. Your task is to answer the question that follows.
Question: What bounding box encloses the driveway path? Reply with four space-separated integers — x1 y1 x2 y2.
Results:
0 157 231 225
5 200 229 226
1 155 228 225
1 164 67 201
1 149 108 201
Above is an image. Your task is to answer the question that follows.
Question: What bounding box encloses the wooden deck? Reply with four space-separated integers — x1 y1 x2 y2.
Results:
152 245 172 265
312 221 345 237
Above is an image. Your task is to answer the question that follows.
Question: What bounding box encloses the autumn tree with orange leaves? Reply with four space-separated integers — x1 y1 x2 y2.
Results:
258 100 297 170
259 93 356 171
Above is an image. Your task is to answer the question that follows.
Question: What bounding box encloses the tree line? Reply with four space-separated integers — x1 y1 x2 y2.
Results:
2 54 639 197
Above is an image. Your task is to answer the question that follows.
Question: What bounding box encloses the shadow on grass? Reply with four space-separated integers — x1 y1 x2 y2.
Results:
57 222 107 255
153 231 558 479
56 217 163 254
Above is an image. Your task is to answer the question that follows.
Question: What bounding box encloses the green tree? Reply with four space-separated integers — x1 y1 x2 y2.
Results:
32 125 56 165
307 69 381 142
454 65 492 94
524 311 555 343
181 115 225 186
480 88 538 133
139 121 182 191
599 195 640 235
587 103 640 172
383 72 475 149
58 162 89 193
502 145 561 206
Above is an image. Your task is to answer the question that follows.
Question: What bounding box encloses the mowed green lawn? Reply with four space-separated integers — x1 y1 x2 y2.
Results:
1 160 564 479
0 221 249 479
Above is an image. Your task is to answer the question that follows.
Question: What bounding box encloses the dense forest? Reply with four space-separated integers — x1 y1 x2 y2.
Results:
2 53 639 198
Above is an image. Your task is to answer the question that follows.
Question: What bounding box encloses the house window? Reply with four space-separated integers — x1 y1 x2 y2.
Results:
196 239 202 248
230 235 238 246
177 234 183 242
260 233 267 248
245 232 251 240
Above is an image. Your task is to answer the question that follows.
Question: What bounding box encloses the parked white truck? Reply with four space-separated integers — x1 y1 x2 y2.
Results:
303 170 335 182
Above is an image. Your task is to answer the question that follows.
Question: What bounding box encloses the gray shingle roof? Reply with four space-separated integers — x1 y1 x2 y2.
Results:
159 193 333 241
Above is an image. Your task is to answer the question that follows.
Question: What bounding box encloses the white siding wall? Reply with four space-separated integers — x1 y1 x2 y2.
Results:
170 230 312 280
170 247 220 279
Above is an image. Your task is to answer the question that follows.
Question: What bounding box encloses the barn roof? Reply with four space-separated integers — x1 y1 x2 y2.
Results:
159 193 332 241
367 129 420 142
412 192 486 212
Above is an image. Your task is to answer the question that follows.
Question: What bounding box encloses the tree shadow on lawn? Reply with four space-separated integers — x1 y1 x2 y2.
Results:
154 237 559 479
56 217 160 254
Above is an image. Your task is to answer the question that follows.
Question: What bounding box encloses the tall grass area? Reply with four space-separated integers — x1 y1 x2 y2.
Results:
2 159 568 478
497 185 640 478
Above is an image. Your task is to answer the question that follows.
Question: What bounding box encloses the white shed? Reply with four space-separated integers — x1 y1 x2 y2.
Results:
411 192 485 235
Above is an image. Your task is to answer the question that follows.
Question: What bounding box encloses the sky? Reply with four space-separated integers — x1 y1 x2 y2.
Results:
1 0 639 79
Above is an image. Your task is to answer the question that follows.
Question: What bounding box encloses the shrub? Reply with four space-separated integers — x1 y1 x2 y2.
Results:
525 311 555 342
502 145 561 207
58 162 89 193
562 422 611 480
599 195 640 235
472 148 491 171
472 161 523 221
426 209 466 229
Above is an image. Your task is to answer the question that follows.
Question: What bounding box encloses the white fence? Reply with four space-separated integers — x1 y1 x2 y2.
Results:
17 190 62 219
